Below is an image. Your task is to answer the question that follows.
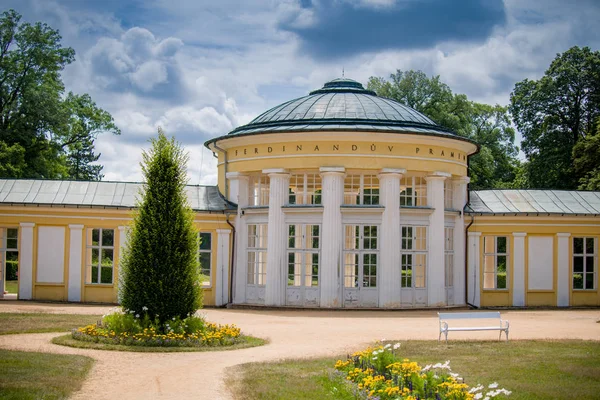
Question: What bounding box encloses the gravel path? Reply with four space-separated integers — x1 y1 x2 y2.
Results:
1 302 599 399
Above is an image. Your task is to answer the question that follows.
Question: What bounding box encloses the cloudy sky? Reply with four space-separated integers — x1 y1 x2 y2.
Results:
4 0 600 185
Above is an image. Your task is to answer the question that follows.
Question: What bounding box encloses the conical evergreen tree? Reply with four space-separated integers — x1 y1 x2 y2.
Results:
120 129 201 323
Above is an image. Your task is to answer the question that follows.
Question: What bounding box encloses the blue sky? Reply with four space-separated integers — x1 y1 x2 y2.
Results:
3 0 600 184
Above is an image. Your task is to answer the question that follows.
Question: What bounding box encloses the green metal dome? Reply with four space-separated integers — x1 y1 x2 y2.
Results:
206 78 469 146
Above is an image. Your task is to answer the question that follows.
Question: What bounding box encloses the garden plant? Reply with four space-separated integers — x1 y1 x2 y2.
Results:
334 342 511 400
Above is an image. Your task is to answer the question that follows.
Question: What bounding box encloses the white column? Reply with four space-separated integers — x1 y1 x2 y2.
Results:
230 174 249 304
320 167 345 308
117 225 128 303
18 222 35 300
467 231 482 307
226 172 244 204
264 169 289 306
378 168 405 308
215 229 231 306
425 172 449 307
67 224 84 302
452 177 469 306
556 233 571 307
512 232 527 307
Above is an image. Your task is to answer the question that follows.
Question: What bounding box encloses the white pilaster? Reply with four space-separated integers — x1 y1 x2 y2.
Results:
230 174 249 304
117 225 128 303
215 229 232 306
264 169 289 306
512 232 527 307
18 223 35 300
556 233 571 307
320 167 345 308
452 177 469 306
467 231 482 307
426 172 449 306
378 168 405 307
68 224 84 302
226 172 245 204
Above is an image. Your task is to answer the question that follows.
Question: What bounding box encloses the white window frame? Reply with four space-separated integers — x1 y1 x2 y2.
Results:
343 174 379 205
1 228 19 291
247 224 268 286
199 232 212 287
248 174 270 206
401 225 428 288
288 172 322 205
286 224 320 287
444 180 453 209
573 237 597 290
400 176 428 207
86 228 115 285
483 236 509 290
343 224 379 288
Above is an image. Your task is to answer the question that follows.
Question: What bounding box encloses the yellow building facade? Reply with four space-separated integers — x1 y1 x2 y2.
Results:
1 78 598 307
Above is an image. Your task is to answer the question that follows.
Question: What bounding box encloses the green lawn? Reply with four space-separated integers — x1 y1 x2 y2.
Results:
5 280 18 294
0 350 94 399
227 340 600 400
0 313 101 335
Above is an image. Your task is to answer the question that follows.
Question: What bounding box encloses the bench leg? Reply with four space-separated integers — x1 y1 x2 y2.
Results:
444 331 448 343
438 331 442 342
505 329 509 342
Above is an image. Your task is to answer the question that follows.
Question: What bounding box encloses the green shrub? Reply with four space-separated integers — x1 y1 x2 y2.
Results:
120 130 202 324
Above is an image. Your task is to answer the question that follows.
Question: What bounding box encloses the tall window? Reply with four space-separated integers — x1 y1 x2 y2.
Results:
401 226 427 288
0 228 18 289
199 232 212 286
444 180 453 209
343 225 378 288
573 237 597 290
86 228 114 284
483 236 508 289
400 176 427 207
247 224 268 286
343 174 379 205
248 174 270 206
289 173 322 205
287 224 320 287
445 227 454 288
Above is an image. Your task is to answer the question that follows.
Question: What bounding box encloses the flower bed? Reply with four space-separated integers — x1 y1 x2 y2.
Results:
335 343 511 400
72 308 242 348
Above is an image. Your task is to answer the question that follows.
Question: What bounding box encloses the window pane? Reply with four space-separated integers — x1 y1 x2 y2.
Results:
497 237 507 253
585 273 594 290
574 237 584 254
574 256 584 273
92 248 99 265
484 255 496 273
101 267 112 284
573 273 583 289
199 233 211 250
91 266 99 284
92 229 100 246
102 229 114 247
7 238 17 250
199 253 211 275
585 238 594 255
102 249 113 266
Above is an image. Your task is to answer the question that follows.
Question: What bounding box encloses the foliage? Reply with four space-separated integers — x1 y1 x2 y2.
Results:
0 9 119 180
334 343 511 400
573 120 600 190
120 129 202 324
368 70 519 189
510 46 600 189
72 308 241 348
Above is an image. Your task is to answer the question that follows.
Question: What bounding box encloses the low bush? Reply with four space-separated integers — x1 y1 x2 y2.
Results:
72 307 241 348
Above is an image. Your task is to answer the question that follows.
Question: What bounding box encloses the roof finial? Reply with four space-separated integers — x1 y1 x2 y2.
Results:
342 67 344 77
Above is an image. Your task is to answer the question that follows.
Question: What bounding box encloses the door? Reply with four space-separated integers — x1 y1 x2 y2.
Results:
286 224 320 307
343 225 379 308
400 225 428 307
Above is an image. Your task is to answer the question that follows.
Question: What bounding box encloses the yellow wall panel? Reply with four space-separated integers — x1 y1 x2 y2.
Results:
526 292 556 306
34 285 66 301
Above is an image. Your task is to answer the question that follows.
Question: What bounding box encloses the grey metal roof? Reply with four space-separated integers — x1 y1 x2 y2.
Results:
467 190 600 215
205 78 475 147
0 180 235 212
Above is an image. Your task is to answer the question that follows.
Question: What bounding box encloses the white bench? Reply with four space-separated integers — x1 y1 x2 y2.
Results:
438 311 509 342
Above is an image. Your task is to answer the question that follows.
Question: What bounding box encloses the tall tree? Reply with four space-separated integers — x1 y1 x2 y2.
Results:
368 70 519 189
573 119 600 190
0 9 119 180
510 46 600 189
120 129 202 323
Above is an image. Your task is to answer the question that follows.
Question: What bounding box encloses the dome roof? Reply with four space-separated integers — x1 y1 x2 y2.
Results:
209 78 468 144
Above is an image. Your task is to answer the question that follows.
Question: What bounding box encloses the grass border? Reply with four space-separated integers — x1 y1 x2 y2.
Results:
52 333 267 352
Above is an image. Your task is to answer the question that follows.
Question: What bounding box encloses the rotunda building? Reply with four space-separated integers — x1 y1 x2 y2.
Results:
206 78 479 308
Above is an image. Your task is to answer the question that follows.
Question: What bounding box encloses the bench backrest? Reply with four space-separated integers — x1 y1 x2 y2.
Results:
438 311 501 320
